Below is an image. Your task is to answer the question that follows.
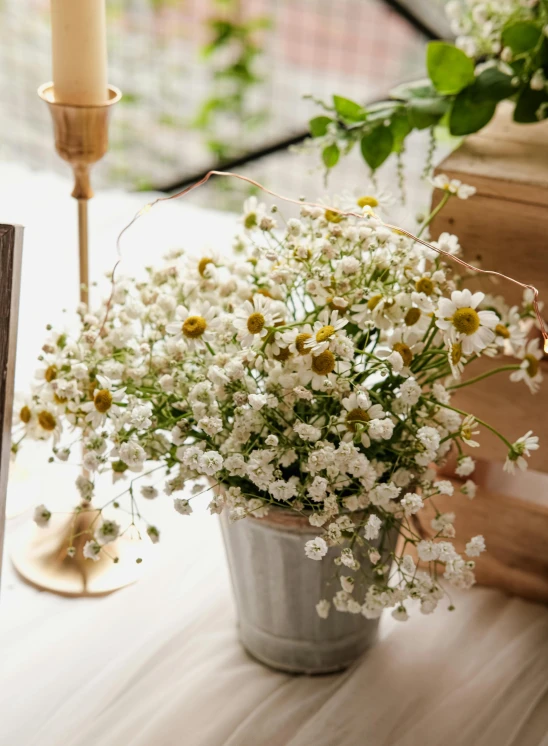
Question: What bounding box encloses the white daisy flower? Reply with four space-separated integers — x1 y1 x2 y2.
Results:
431 174 476 200
377 328 424 375
341 186 395 215
81 376 126 429
445 338 466 378
304 309 348 354
510 338 543 393
28 406 63 443
297 350 349 391
233 295 280 347
461 415 480 447
436 289 498 355
336 392 386 448
353 289 404 331
504 430 539 474
242 196 266 230
165 302 220 351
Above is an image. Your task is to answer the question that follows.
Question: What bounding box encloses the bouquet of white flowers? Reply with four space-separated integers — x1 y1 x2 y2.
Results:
19 181 541 622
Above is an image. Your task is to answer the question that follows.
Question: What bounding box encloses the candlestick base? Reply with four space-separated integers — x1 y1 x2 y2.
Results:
11 507 150 597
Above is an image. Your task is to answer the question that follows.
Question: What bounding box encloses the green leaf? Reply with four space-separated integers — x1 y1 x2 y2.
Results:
332 95 366 121
389 112 412 153
390 78 438 101
363 102 400 124
407 97 450 129
426 41 475 95
449 87 497 135
322 143 340 168
502 21 542 54
472 66 516 102
513 86 548 123
309 116 333 137
360 126 394 170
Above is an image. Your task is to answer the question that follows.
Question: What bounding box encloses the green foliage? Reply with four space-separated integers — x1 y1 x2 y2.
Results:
308 2 548 179
501 20 542 54
427 42 475 95
332 95 366 122
322 143 340 169
360 127 393 169
449 89 497 136
309 116 333 137
513 87 548 122
407 97 450 130
193 0 272 160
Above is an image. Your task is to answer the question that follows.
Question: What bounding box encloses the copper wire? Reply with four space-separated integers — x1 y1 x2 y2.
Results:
102 170 547 348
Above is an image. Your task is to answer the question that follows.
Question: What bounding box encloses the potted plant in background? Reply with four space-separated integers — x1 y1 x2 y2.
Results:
307 1 548 179
16 181 540 673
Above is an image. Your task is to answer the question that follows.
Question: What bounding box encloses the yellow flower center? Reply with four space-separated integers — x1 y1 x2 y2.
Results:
54 393 68 405
94 389 113 413
451 342 463 365
247 312 265 335
325 209 343 223
462 427 473 441
183 315 207 339
404 307 421 326
295 333 311 355
345 408 370 432
38 410 56 431
495 324 510 339
311 350 336 376
415 277 434 296
452 307 480 335
255 288 273 299
20 405 31 424
244 213 257 230
525 354 539 378
198 257 214 277
45 365 58 383
392 342 413 367
273 347 291 362
367 294 383 311
316 325 336 343
357 195 379 208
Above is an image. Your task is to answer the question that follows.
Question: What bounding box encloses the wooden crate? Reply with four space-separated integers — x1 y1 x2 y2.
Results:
426 111 548 601
431 101 548 307
430 102 548 473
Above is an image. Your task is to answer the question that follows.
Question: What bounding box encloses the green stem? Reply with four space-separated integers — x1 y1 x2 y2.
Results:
417 192 450 238
447 365 520 391
429 399 513 450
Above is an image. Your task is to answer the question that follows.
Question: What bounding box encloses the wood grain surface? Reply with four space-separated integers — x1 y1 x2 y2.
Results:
0 224 23 587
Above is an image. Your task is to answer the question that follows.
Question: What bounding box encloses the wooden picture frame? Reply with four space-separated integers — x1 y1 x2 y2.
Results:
0 224 23 587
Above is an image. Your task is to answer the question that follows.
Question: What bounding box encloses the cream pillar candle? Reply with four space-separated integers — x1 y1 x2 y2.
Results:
51 0 108 105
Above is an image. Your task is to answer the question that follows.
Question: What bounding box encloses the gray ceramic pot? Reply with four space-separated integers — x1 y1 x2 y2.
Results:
220 506 397 675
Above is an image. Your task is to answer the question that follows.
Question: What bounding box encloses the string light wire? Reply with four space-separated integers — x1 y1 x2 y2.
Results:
104 170 547 351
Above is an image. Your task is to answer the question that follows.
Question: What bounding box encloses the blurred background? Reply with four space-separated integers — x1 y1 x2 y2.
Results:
0 0 450 209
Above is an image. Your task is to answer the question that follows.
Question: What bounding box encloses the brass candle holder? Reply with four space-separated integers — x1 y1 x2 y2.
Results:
38 82 122 304
11 83 150 596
